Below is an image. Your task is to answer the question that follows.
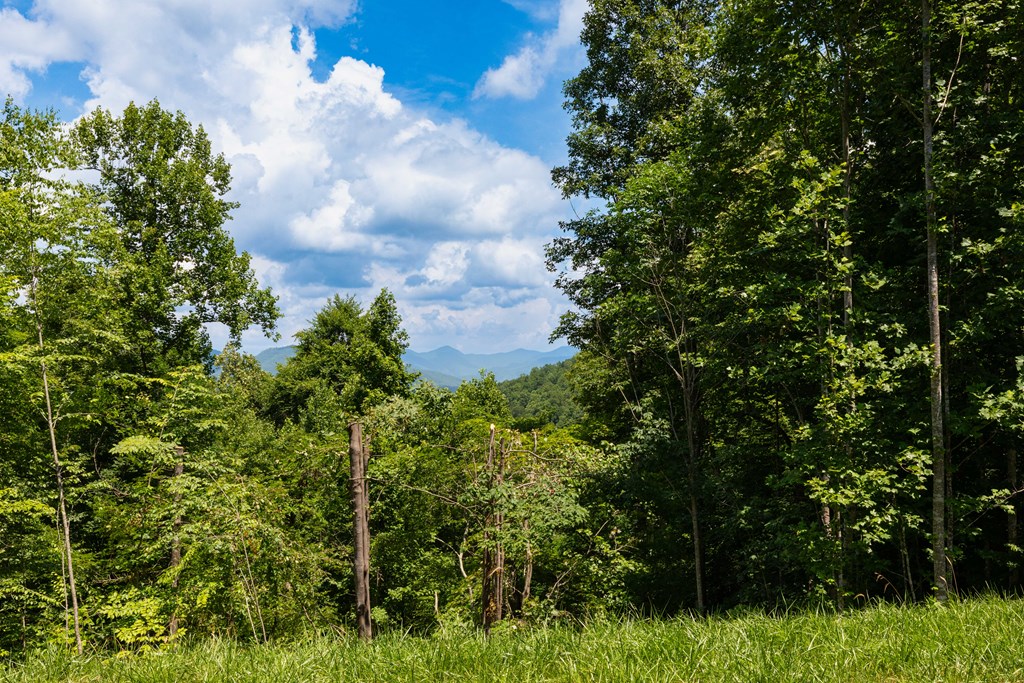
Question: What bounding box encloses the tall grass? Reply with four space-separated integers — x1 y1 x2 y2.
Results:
4 595 1023 682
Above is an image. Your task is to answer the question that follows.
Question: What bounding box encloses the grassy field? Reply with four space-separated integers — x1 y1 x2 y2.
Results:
4 596 1023 682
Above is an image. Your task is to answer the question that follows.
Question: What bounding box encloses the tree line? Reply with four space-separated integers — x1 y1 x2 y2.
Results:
2 0 1023 656
548 0 1023 610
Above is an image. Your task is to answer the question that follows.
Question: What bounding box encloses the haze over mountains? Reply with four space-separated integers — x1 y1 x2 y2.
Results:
253 345 577 389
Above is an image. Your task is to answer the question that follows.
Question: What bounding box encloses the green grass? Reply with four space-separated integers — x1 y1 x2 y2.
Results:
4 596 1024 682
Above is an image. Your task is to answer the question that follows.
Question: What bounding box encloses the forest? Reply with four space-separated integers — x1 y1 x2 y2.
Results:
1 0 1023 662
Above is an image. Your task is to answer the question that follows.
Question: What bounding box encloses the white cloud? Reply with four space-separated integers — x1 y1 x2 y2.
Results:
289 180 381 253
474 0 587 100
471 237 550 288
5 0 356 109
0 6 80 97
422 242 470 286
358 118 558 236
475 47 546 100
0 1 575 354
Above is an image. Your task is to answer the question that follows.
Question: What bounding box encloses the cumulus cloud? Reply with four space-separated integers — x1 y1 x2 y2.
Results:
474 0 587 100
470 237 550 288
0 1 575 353
288 180 380 253
0 6 80 97
421 242 470 287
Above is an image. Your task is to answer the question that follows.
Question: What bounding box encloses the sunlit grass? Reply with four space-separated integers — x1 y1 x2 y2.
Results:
4 595 1023 682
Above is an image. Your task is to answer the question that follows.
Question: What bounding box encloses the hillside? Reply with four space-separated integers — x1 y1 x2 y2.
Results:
498 359 581 427
252 346 296 375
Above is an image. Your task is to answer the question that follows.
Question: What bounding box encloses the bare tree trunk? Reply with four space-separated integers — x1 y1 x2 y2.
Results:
481 427 494 631
33 283 83 655
168 446 184 639
349 422 372 640
687 475 705 612
521 431 537 609
922 0 948 603
494 440 505 623
1010 448 1019 589
681 365 706 613
840 41 855 332
481 424 504 632
522 539 533 607
900 518 916 601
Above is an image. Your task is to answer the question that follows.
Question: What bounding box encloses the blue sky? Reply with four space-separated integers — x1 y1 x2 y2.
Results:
0 0 590 353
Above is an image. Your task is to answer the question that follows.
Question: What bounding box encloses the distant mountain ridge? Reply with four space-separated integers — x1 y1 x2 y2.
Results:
252 344 576 389
404 346 577 383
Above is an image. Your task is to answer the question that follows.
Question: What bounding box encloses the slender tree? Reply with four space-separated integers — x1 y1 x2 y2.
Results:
29 272 82 654
921 0 947 602
481 424 507 631
1 101 115 653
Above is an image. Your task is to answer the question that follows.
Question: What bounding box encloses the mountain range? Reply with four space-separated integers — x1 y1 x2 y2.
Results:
252 345 577 389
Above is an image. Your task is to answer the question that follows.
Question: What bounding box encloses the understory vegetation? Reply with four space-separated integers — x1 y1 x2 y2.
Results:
2 0 1024 667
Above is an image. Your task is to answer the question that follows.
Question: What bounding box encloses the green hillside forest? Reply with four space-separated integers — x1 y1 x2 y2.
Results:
499 360 583 429
2 0 1024 669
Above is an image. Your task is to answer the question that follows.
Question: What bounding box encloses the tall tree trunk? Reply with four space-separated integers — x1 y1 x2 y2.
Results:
681 365 706 613
1010 448 1019 589
661 287 707 614
481 426 494 631
494 440 505 624
841 43 855 332
922 0 948 603
522 538 533 607
481 424 504 633
521 432 536 609
480 426 507 630
687 474 705 611
900 517 916 601
168 446 184 639
32 278 83 655
349 422 372 640
837 40 855 609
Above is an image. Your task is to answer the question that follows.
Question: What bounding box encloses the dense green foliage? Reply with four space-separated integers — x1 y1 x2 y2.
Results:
1 101 603 651
2 0 1024 661
5 596 1024 682
499 360 583 429
1 99 284 654
547 0 1024 609
73 101 278 373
